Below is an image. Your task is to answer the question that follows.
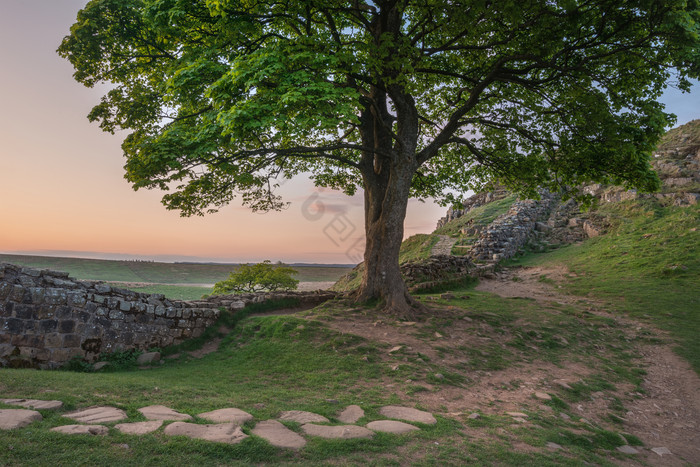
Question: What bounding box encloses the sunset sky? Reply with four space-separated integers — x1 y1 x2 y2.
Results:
1 1 698 264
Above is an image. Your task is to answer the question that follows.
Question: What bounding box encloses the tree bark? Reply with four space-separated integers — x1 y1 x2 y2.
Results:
355 157 425 317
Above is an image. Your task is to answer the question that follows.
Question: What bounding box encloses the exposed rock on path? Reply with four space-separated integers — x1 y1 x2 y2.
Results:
278 410 329 424
51 425 108 436
366 420 419 434
337 405 364 424
198 408 253 424
115 421 163 435
252 420 306 449
1 398 63 410
164 422 248 444
301 423 374 439
0 409 42 429
379 406 437 425
138 405 192 421
65 406 127 424
431 235 458 256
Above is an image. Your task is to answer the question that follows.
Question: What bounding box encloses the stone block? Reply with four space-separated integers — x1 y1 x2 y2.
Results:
29 287 45 304
119 301 132 312
38 319 58 333
11 334 43 347
95 284 111 294
67 292 87 307
63 334 81 348
166 307 177 318
155 305 165 316
10 285 27 302
4 318 25 334
44 288 67 305
109 310 125 320
54 306 74 320
44 333 63 348
96 307 108 317
58 320 76 333
13 304 35 320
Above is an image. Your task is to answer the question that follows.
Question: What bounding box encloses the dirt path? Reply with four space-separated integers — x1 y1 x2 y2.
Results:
477 266 700 466
431 235 458 256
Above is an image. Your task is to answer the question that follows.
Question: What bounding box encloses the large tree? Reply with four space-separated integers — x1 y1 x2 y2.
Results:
59 0 699 315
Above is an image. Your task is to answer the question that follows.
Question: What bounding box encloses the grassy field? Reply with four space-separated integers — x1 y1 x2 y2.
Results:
0 254 352 300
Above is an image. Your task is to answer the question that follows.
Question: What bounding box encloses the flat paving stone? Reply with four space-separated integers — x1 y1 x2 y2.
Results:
279 410 329 424
138 405 192 421
1 398 63 410
0 409 42 430
337 405 364 424
164 422 248 444
115 421 163 435
197 408 253 424
51 425 108 436
301 423 374 439
505 412 528 418
252 420 306 449
534 392 552 401
379 406 436 425
65 406 127 423
366 420 419 434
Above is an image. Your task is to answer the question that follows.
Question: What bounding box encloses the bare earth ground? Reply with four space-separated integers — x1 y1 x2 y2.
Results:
285 265 698 466
475 267 700 466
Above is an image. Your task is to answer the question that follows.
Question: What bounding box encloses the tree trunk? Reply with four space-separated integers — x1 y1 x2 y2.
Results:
355 159 425 317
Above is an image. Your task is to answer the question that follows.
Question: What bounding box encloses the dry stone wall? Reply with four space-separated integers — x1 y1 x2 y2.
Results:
468 192 557 261
0 263 220 369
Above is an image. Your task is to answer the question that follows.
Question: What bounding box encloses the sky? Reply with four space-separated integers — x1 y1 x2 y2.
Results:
0 1 698 264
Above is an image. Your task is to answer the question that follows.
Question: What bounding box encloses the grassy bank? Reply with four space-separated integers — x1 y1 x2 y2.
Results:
508 200 700 373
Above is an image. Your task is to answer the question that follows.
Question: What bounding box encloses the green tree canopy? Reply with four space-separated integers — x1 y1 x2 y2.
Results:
212 261 299 294
59 0 700 316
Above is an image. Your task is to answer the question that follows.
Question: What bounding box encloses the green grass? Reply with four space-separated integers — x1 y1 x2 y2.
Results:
398 234 440 264
109 284 213 301
508 199 700 373
0 254 351 285
434 195 516 237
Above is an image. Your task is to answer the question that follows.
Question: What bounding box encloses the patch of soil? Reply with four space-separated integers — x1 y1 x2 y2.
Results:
476 265 700 466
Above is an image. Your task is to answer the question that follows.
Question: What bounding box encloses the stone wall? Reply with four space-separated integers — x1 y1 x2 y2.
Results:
435 189 509 229
468 192 557 261
0 263 220 369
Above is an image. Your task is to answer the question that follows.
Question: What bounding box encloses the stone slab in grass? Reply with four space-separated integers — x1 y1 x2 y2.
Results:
138 405 192 421
0 409 42 430
301 423 374 439
115 421 163 435
279 410 329 424
197 408 253 424
1 398 63 410
252 420 306 449
164 422 248 444
51 425 109 436
366 420 419 434
65 406 127 424
337 405 364 424
378 406 436 425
